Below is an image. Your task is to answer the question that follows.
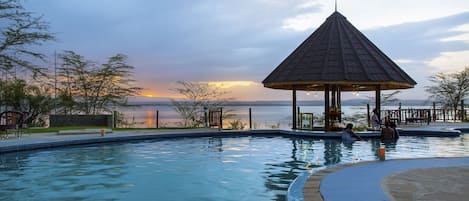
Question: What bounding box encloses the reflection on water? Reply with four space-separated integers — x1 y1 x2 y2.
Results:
0 135 468 201
147 110 153 128
324 140 342 165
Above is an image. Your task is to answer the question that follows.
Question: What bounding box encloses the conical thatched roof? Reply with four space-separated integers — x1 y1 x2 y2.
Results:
263 11 417 91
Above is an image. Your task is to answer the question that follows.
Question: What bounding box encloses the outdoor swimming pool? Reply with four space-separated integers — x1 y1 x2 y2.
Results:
1 134 468 201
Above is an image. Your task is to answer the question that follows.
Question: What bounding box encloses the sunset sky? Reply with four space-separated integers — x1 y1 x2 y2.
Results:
24 0 469 101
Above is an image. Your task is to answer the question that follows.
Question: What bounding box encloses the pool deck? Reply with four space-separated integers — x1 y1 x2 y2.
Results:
1 124 468 201
303 157 469 201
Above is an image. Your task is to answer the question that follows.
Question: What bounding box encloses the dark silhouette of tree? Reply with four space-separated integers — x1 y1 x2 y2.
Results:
0 0 54 75
57 51 142 114
0 78 55 126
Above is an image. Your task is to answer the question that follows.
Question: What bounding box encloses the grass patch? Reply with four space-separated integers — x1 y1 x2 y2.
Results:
24 126 108 133
22 126 197 134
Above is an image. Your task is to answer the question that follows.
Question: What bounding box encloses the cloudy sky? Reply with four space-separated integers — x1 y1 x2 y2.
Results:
24 0 469 101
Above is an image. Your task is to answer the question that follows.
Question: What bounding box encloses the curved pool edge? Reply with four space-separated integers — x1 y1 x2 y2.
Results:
297 157 469 201
0 129 362 154
287 171 311 201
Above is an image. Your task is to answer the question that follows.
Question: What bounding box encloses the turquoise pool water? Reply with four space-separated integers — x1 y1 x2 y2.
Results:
1 135 468 201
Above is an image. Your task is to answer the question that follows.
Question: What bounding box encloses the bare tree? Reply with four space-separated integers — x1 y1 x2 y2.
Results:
366 91 401 106
171 81 233 128
0 0 54 75
425 67 469 119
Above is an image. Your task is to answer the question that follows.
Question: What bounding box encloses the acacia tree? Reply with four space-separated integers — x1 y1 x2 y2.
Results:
425 67 469 119
0 0 54 74
57 51 142 114
171 81 233 128
56 51 91 114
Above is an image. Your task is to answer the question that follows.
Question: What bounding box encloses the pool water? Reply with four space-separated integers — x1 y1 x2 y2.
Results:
1 135 468 201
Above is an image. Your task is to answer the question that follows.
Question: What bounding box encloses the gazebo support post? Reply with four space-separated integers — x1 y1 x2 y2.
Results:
337 86 342 123
292 89 297 129
375 85 381 121
325 84 330 131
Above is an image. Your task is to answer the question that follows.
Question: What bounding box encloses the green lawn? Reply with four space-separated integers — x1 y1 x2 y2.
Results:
22 126 194 134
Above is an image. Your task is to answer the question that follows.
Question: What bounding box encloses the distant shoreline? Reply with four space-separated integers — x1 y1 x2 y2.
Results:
127 99 434 107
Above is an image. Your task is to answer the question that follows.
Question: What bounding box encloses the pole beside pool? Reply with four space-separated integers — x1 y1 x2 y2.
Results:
378 147 385 161
113 111 118 128
367 104 370 128
249 107 252 129
156 110 159 128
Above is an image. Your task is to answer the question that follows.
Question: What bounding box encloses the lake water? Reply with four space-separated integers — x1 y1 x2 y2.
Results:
118 105 428 129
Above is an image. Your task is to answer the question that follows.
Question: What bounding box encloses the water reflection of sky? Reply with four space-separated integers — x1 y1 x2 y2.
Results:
0 135 468 201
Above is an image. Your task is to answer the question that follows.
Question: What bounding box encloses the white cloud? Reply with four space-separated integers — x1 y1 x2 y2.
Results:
440 23 469 43
326 0 469 29
395 59 420 64
427 50 469 73
297 1 320 9
282 13 320 32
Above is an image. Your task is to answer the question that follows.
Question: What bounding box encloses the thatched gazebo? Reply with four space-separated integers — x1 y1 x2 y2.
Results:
263 11 416 131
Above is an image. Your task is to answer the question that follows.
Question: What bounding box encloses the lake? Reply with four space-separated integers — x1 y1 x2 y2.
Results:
117 104 428 129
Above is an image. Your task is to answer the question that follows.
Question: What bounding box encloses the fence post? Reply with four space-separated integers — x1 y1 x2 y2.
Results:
156 110 159 128
219 107 223 131
443 109 446 122
427 110 431 125
204 107 208 128
297 106 300 129
113 110 118 128
249 107 252 129
367 103 370 127
432 102 436 121
398 102 402 124
461 100 465 122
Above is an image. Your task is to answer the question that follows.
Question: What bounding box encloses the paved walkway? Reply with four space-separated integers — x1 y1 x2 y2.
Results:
304 157 469 201
0 128 224 153
383 165 469 201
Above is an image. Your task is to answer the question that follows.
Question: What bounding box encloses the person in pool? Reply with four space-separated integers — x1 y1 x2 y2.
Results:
342 123 363 141
389 122 400 139
380 121 395 140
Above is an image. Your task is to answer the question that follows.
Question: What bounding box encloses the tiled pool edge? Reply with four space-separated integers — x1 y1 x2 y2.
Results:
299 161 375 201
